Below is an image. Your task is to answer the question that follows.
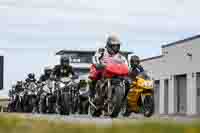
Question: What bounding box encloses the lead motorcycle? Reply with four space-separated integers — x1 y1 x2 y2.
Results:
88 59 129 118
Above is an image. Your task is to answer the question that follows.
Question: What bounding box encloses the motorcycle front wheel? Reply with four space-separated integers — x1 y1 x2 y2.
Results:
39 96 46 114
88 96 101 117
59 93 70 115
15 100 23 112
108 86 124 118
143 95 154 117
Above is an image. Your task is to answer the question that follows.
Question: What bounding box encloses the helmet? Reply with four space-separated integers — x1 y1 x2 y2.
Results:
16 81 22 86
44 66 52 75
60 55 70 66
79 79 87 88
130 55 140 67
106 33 121 55
28 73 35 79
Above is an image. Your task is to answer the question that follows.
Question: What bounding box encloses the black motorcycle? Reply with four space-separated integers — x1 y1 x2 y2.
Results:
23 82 38 113
38 80 56 114
56 75 78 115
70 81 79 114
78 80 89 114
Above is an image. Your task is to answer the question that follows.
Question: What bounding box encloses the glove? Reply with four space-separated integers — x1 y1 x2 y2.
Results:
96 64 105 70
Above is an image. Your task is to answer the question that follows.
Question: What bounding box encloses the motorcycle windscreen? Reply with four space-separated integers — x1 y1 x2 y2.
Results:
104 63 129 78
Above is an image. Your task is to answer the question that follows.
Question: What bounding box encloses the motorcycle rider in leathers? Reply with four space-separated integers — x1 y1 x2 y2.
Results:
37 67 53 113
39 67 52 82
50 55 77 112
89 33 128 109
12 81 24 111
24 73 38 112
123 55 145 116
25 73 37 83
129 55 144 80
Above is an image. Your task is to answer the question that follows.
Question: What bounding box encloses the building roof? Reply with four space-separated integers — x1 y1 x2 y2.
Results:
142 34 200 62
162 34 200 48
56 49 133 55
71 63 91 69
141 55 163 62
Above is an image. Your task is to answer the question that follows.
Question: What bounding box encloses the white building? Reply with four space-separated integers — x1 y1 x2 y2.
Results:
141 34 200 116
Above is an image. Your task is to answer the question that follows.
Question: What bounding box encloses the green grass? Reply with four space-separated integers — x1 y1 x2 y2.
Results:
0 114 200 133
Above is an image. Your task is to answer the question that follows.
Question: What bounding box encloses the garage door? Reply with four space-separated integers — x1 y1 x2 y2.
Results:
176 75 187 114
164 79 169 114
196 73 200 114
154 80 160 114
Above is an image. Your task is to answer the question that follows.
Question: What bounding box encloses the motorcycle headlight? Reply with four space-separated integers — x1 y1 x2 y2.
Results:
59 82 65 88
79 87 87 91
149 81 154 88
143 81 153 88
28 91 32 95
60 77 71 83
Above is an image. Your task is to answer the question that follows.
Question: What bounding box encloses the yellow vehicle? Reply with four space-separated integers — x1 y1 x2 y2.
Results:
123 72 154 117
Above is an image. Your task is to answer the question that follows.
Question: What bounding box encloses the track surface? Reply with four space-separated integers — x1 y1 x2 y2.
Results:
2 113 200 125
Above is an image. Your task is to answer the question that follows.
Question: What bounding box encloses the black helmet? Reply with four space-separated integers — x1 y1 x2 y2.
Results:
44 66 52 75
130 55 140 67
79 79 87 87
16 81 22 86
28 73 35 79
106 33 121 55
60 55 70 66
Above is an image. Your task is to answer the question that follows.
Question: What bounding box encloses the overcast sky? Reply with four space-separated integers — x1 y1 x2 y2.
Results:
0 0 199 58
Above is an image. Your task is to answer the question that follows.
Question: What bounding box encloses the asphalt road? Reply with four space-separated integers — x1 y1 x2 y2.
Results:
3 112 200 125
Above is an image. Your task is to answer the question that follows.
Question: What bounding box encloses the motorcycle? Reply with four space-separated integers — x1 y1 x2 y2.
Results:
70 79 79 114
8 89 17 112
56 75 78 115
8 85 25 112
122 72 154 117
78 80 90 114
88 59 129 118
39 80 56 114
23 82 38 113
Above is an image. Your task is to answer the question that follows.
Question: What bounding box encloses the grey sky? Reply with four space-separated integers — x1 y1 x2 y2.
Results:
0 0 199 58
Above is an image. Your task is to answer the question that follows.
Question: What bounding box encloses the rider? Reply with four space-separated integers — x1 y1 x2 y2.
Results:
123 55 144 116
39 66 52 82
89 33 128 106
51 55 76 80
37 67 53 110
24 73 38 112
25 73 37 84
50 55 77 111
129 55 144 80
15 81 24 93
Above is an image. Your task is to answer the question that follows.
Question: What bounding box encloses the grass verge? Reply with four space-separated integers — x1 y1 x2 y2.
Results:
0 113 200 133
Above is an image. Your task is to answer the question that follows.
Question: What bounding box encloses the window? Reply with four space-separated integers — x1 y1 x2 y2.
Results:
70 56 92 63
